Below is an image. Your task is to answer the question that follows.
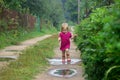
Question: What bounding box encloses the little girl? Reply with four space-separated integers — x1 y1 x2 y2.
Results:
58 23 72 63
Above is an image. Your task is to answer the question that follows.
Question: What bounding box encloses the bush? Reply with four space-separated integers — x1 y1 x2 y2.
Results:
75 1 120 80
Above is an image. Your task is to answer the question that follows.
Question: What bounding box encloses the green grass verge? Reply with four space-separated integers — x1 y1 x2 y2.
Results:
0 35 58 80
0 28 58 49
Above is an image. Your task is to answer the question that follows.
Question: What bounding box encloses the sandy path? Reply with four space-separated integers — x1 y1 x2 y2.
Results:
33 41 84 80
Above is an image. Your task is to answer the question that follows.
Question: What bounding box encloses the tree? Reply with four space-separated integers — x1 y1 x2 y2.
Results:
2 0 26 12
22 0 47 16
64 0 78 23
49 0 65 27
79 0 115 19
22 0 65 29
1 0 65 30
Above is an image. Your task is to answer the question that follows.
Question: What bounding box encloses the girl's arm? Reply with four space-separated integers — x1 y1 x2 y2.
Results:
58 35 61 46
58 37 61 42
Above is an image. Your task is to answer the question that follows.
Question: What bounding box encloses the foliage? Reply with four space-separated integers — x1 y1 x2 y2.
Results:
79 0 114 19
104 66 120 80
22 0 65 27
75 1 120 80
0 35 58 80
62 0 114 23
0 0 65 31
22 0 46 16
64 0 78 23
0 19 8 31
0 0 4 7
48 0 65 27
1 0 26 12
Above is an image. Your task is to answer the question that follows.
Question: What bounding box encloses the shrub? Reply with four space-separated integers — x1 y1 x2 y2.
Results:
75 1 120 80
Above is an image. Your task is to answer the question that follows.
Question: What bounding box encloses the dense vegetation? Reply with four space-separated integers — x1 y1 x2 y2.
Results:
62 0 114 24
0 0 65 27
75 0 120 80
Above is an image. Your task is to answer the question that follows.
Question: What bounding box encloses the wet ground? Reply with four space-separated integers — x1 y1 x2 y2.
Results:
47 58 81 65
33 41 84 80
49 68 77 78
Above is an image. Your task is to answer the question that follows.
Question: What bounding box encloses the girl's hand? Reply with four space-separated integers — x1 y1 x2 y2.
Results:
74 34 78 37
58 37 61 42
72 34 78 39
58 37 61 46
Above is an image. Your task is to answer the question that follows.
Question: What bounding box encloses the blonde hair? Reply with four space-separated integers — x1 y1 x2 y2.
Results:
61 23 69 32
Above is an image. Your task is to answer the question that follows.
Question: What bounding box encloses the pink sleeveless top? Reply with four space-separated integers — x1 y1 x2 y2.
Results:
59 32 72 51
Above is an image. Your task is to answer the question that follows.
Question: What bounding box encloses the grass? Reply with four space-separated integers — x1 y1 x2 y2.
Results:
0 27 58 49
0 58 15 61
0 34 58 80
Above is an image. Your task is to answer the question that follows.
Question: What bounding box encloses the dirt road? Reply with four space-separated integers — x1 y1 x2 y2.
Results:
33 41 84 80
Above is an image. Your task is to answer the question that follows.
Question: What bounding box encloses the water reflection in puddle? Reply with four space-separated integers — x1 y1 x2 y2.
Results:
49 69 77 78
47 59 81 65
